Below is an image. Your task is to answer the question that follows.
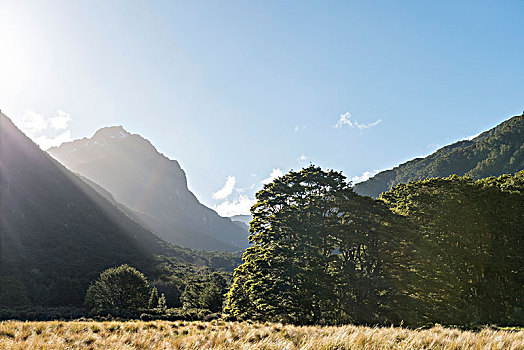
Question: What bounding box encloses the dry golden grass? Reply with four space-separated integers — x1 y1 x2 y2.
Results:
0 320 522 349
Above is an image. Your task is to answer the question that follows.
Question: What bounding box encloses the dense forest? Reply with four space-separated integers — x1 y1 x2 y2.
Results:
225 166 523 326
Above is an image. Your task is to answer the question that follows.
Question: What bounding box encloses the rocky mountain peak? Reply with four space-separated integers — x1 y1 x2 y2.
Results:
91 125 131 142
48 126 249 251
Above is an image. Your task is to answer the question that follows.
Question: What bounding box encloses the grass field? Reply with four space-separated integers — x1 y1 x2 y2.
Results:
0 320 522 349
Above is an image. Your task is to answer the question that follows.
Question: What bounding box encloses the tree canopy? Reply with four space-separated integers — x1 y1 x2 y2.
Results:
380 171 524 325
224 165 418 325
85 264 151 313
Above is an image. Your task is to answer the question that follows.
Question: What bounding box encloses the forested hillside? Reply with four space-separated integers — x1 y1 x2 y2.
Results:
354 114 524 197
0 113 239 309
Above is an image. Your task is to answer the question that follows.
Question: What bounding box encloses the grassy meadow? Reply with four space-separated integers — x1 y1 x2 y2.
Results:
0 320 522 349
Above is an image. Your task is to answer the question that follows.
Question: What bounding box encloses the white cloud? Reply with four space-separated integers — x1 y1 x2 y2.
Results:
214 195 257 217
213 176 236 200
261 168 283 184
34 130 73 150
335 112 382 129
49 110 72 130
464 132 480 141
355 119 382 129
350 170 379 184
16 110 48 134
294 125 308 132
11 109 73 150
335 112 353 128
298 154 308 162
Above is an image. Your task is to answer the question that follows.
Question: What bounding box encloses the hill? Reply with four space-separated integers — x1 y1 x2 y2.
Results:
0 113 238 308
48 127 248 252
354 113 524 197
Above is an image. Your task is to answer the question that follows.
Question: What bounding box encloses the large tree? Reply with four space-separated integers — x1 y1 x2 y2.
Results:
224 165 417 324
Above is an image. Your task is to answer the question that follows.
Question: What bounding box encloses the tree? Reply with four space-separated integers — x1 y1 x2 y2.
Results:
148 287 159 309
224 165 417 324
157 293 167 312
380 172 524 325
85 264 151 313
181 271 227 312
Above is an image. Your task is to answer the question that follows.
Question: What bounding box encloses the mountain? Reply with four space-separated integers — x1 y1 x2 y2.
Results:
0 112 171 306
230 214 251 231
354 113 524 197
48 126 249 252
0 112 241 308
230 215 252 226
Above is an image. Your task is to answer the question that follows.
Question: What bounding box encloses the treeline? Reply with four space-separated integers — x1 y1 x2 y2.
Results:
0 246 239 310
84 264 228 321
3 163 522 326
0 264 232 322
224 166 524 326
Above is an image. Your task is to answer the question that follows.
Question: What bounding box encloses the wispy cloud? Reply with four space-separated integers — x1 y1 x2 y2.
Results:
335 112 382 129
298 154 308 162
213 195 256 217
213 176 236 200
355 119 382 129
11 110 73 149
294 125 308 132
261 168 283 184
350 170 379 184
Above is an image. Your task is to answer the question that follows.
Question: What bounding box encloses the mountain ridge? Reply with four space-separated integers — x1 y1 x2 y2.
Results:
353 114 524 197
0 113 165 306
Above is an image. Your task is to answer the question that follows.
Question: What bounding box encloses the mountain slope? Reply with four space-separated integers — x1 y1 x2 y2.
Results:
354 114 524 197
0 113 175 307
0 113 241 308
48 127 248 251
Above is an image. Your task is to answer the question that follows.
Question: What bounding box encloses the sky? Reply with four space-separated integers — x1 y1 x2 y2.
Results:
1 1 523 216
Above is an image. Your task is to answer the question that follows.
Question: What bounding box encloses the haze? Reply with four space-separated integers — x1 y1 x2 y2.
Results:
1 0 523 215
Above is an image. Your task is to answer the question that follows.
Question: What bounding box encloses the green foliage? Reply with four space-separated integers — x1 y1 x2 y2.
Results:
224 165 418 325
85 265 151 313
157 294 167 312
225 166 523 326
148 287 159 309
181 272 228 313
0 277 31 306
380 171 524 325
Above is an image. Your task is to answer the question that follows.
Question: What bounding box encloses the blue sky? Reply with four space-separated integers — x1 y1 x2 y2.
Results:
1 1 523 215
